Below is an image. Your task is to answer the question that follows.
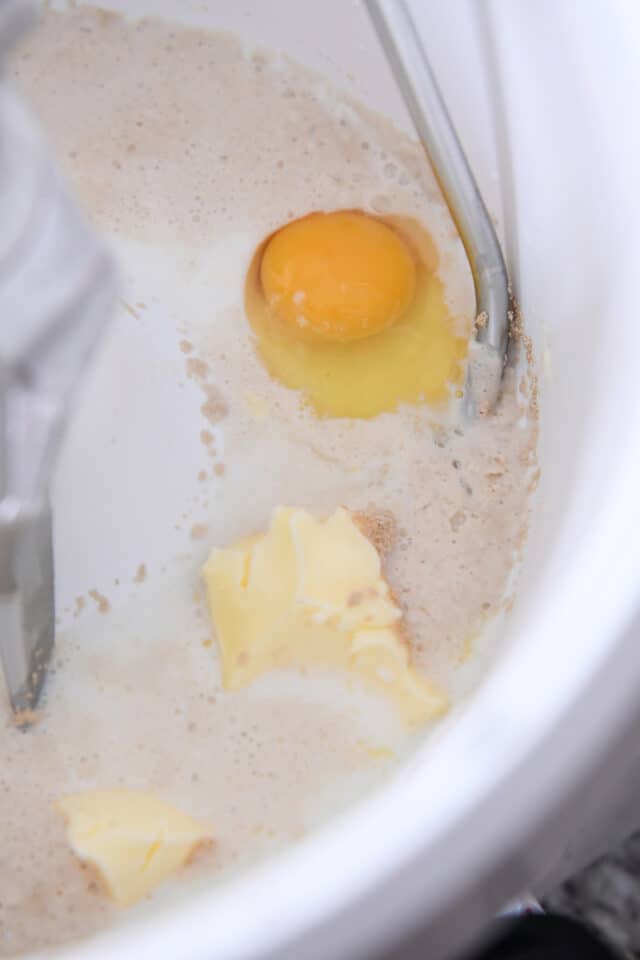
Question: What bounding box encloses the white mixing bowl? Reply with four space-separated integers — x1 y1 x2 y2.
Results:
41 1 640 958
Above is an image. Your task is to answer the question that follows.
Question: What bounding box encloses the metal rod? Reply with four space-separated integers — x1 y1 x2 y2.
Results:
366 0 509 413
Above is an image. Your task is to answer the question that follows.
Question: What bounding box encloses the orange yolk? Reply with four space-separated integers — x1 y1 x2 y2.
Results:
259 210 417 342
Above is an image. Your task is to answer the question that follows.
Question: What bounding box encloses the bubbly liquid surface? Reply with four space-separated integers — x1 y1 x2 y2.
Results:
4 8 538 954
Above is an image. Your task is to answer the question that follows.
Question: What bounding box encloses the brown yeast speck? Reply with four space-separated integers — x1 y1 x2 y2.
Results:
473 310 488 333
353 507 397 557
179 339 193 354
119 299 141 320
134 563 147 584
12 709 42 729
186 357 209 380
88 589 110 614
186 836 215 866
449 510 467 533
190 523 208 541
201 384 228 425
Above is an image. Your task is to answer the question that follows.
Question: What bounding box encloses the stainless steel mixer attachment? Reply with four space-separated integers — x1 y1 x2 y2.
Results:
366 0 510 416
0 1 118 718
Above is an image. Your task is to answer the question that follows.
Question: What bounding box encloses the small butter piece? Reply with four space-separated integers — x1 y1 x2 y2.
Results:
203 507 447 725
204 510 298 690
350 628 444 727
56 791 213 907
290 507 400 631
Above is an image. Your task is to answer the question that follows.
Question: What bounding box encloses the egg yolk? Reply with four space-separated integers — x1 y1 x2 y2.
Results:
245 212 469 419
260 211 416 342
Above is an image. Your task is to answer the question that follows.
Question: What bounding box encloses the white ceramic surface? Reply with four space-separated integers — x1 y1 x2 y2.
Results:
37 1 640 958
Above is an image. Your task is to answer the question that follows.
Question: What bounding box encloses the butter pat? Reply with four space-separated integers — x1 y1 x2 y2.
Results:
56 791 213 907
203 507 447 726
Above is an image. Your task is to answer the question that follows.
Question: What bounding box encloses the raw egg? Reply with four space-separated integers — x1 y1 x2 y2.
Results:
245 210 469 418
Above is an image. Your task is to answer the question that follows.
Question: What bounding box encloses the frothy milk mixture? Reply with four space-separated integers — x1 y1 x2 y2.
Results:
5 7 538 954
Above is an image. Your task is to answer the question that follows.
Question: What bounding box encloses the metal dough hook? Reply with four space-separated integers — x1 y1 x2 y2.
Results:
0 1 118 720
366 0 509 415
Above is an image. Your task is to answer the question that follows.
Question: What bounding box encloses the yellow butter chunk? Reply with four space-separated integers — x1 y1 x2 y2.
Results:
202 507 447 726
56 791 213 907
290 508 401 631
